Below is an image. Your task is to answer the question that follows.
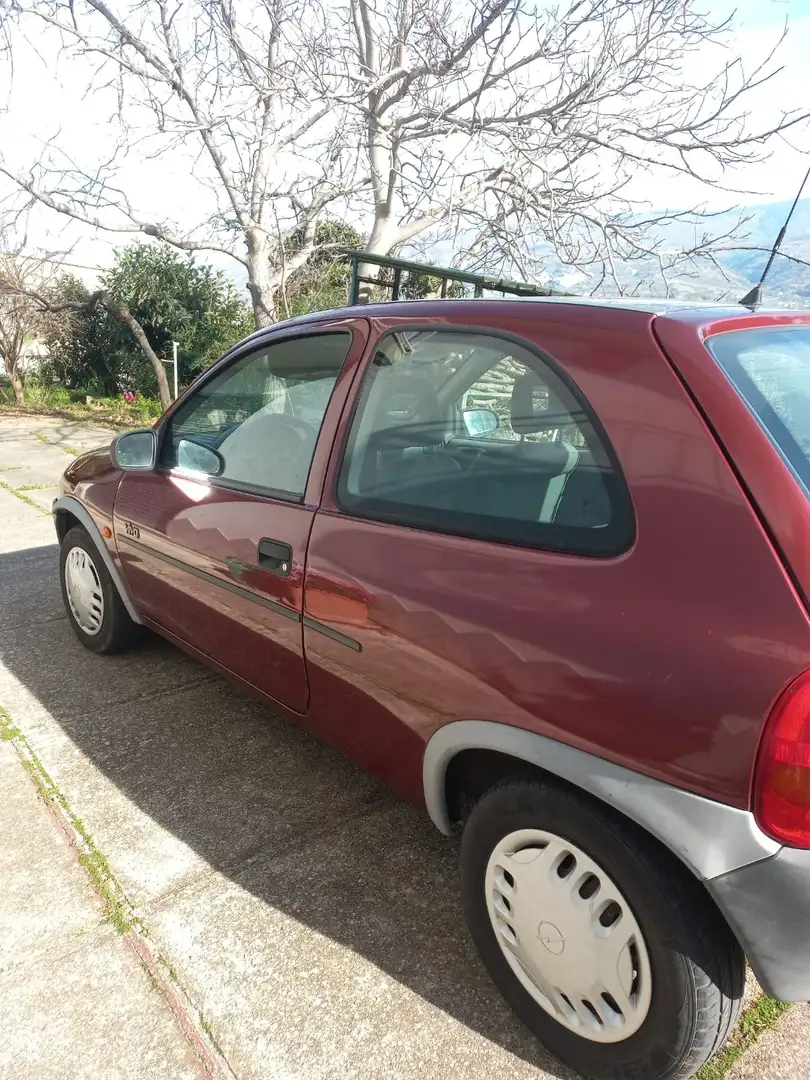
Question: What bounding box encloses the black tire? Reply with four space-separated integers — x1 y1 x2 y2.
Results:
59 525 142 655
460 779 745 1080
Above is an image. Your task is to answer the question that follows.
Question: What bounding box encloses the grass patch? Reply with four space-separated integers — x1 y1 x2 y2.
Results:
696 995 792 1080
16 483 55 491
0 478 51 516
0 478 50 514
31 432 83 456
0 703 140 936
0 708 22 741
1 396 160 430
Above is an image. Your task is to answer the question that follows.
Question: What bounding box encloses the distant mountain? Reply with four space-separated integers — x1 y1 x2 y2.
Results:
553 198 810 305
714 198 810 303
426 198 810 306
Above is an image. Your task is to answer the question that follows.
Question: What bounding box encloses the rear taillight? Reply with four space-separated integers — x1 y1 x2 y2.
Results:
755 669 810 847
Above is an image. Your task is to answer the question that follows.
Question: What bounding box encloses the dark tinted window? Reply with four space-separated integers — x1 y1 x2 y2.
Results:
337 329 632 555
707 327 810 497
162 333 350 497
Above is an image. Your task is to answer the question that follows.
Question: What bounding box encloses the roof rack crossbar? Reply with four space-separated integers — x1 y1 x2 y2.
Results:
339 248 553 304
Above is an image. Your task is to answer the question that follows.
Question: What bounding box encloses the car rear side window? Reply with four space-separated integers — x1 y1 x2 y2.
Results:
336 329 633 556
161 332 350 498
707 327 810 497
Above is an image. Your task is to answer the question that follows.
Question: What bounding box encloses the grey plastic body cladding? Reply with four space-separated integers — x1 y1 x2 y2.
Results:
423 721 778 881
53 495 143 625
706 847 810 1000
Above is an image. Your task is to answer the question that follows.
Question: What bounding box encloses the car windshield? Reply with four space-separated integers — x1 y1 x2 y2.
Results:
706 327 810 496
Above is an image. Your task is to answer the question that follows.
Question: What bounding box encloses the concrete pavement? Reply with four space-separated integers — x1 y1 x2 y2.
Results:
0 413 800 1080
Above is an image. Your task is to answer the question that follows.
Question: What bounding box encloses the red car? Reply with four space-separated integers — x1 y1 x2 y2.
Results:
55 297 810 1080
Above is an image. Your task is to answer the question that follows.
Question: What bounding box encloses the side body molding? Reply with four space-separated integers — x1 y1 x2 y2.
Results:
423 720 779 881
53 495 143 625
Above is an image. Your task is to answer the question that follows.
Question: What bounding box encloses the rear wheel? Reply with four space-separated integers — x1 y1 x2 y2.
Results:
60 525 142 654
460 779 745 1080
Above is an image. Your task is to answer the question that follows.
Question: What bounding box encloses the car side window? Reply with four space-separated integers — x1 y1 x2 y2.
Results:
337 329 633 556
162 332 351 498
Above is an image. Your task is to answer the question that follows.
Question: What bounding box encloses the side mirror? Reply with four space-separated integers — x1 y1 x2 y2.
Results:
462 408 499 437
176 438 224 477
111 429 157 471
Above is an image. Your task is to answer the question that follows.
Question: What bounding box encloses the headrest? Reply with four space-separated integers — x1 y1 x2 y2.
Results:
510 371 571 435
368 372 445 446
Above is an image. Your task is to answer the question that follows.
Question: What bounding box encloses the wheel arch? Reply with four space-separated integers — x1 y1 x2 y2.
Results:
423 720 778 883
54 495 142 625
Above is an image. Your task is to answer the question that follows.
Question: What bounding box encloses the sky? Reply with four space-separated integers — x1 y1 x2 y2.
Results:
630 0 810 212
0 0 808 285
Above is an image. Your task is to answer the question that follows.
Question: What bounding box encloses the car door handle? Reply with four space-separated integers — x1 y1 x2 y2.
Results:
257 538 292 577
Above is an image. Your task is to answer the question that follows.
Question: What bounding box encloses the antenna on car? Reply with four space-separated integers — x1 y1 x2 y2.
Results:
739 164 810 309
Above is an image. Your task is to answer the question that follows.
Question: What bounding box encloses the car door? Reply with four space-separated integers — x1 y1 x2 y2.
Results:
114 320 368 714
300 317 636 802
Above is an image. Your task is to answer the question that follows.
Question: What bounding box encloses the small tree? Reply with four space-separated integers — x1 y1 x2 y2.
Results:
104 245 252 381
279 222 366 318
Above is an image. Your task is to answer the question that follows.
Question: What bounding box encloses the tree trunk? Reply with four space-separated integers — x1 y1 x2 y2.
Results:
8 364 24 405
357 221 395 303
106 300 172 411
245 230 276 329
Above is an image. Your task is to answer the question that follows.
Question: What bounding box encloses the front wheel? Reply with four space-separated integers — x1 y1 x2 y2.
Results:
460 780 745 1080
60 525 142 654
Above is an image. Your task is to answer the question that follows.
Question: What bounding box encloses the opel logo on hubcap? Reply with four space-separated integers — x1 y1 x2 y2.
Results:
537 921 566 955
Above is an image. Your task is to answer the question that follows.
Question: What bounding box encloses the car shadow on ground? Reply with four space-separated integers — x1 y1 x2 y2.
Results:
0 543 577 1079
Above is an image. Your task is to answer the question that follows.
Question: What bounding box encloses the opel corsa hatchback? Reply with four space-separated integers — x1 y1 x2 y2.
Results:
55 298 810 1080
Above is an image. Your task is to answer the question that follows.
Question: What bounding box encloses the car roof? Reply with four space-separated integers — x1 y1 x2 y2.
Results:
235 298 809 356
265 295 800 326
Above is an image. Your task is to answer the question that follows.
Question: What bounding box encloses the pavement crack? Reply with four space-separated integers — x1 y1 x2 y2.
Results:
55 673 221 726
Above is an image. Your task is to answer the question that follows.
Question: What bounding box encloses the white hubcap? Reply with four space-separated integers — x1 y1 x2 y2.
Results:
485 829 652 1043
64 547 105 636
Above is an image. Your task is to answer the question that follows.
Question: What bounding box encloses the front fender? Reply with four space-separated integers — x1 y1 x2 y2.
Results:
53 494 142 625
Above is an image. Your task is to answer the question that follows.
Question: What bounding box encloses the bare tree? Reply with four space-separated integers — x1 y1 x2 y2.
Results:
0 240 53 404
0 0 807 319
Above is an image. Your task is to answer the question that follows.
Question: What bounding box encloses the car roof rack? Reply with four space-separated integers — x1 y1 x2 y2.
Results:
340 249 554 305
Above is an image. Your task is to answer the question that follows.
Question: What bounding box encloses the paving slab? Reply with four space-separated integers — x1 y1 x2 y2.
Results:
146 801 578 1080
14 484 61 513
8 676 386 909
0 544 65 632
0 436 71 477
0 487 54 553
0 930 201 1080
0 742 99 972
0 742 200 1080
0 616 214 726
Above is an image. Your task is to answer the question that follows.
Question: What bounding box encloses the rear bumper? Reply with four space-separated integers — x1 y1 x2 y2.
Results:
707 846 810 1001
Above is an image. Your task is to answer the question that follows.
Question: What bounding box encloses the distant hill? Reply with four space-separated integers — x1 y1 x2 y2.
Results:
423 198 810 305
540 197 810 305
714 198 810 303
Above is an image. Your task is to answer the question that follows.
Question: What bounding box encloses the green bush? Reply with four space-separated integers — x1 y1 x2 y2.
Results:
40 245 252 400
16 381 72 409
132 396 163 422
